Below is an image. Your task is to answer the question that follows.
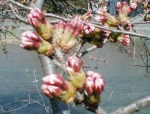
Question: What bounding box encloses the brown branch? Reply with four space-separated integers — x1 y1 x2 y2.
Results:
8 0 32 10
89 23 150 40
9 3 28 23
112 95 150 114
45 13 150 40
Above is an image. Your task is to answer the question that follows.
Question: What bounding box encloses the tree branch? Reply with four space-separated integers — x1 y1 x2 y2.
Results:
112 96 150 114
8 0 32 10
9 3 28 23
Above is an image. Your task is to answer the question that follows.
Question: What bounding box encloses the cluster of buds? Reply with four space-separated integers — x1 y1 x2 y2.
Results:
52 17 83 51
27 8 53 40
66 56 86 90
41 74 76 104
110 33 131 46
118 34 131 46
20 31 53 56
85 71 104 104
83 24 111 48
41 57 105 106
116 1 140 23
95 8 119 26
85 71 105 95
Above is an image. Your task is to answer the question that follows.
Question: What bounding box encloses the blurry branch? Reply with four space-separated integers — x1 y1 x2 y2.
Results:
78 45 97 57
9 3 28 23
112 95 150 114
8 0 32 10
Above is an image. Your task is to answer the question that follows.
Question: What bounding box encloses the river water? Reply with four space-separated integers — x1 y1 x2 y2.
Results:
0 42 149 114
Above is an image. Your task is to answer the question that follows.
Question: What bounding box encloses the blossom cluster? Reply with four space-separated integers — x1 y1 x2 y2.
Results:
41 56 105 105
19 0 143 109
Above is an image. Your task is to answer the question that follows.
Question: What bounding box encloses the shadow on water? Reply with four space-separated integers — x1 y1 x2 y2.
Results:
0 43 150 114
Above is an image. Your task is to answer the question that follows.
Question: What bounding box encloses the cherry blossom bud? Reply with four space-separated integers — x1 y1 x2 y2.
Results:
85 71 105 95
69 16 84 37
95 78 105 94
116 2 122 10
20 31 42 48
41 74 77 103
95 9 108 24
124 20 132 31
27 8 46 27
41 74 66 97
118 34 131 46
67 67 86 90
85 77 95 94
130 3 137 11
67 56 82 72
83 24 95 34
42 74 65 87
28 8 52 40
53 17 83 50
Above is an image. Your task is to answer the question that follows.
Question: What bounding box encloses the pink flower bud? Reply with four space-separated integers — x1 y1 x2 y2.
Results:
53 18 83 50
85 77 94 95
27 8 46 27
41 84 52 97
86 71 102 79
67 56 82 72
95 78 105 94
20 31 42 48
118 34 131 46
85 71 105 95
83 24 95 34
28 8 52 40
69 16 84 37
47 85 63 97
96 9 108 24
124 20 132 31
41 74 66 98
116 2 122 10
42 74 65 87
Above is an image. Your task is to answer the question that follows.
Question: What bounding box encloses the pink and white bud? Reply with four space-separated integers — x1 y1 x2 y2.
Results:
85 77 95 95
69 16 84 37
83 24 95 34
53 17 83 50
28 8 52 40
85 71 105 95
42 74 65 87
28 8 46 27
129 2 138 13
95 78 105 94
41 74 66 98
67 56 82 72
124 20 132 31
118 34 131 46
86 71 102 79
96 9 108 24
47 85 63 97
20 31 42 48
116 2 122 10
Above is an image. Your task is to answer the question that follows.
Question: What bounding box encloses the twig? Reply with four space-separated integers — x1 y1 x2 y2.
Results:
78 45 97 57
45 13 69 22
9 3 28 23
112 95 150 114
33 70 49 113
8 0 32 10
